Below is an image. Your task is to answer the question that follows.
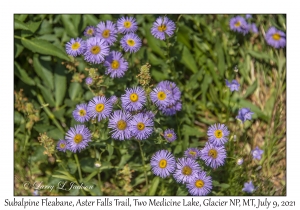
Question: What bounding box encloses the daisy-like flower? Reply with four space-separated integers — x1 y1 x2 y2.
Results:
65 125 91 153
117 16 138 34
108 110 132 140
251 146 263 160
242 181 256 193
56 139 68 152
143 110 156 119
72 103 90 123
150 87 171 107
150 150 176 178
225 79 240 92
104 51 129 78
229 16 249 35
163 128 177 142
120 33 142 53
65 38 86 57
96 20 117 46
200 143 226 169
121 86 146 111
184 148 200 160
157 80 181 103
84 37 110 64
173 157 201 184
186 171 213 196
85 77 93 85
84 26 96 37
265 26 286 48
129 113 154 140
236 108 254 123
160 100 182 116
151 16 176 40
87 96 113 122
109 95 118 104
207 123 230 146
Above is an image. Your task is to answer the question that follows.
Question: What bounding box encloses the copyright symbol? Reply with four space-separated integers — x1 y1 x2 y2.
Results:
23 181 31 189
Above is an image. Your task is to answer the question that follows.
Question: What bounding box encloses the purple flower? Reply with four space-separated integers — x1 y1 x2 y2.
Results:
242 181 256 193
104 51 128 78
236 108 254 123
109 95 118 104
184 148 200 160
163 128 177 142
237 158 244 165
143 110 156 119
150 150 176 178
72 103 90 123
229 16 249 35
157 80 181 104
96 20 117 46
121 86 146 111
65 125 91 153
65 38 86 57
56 139 68 152
186 171 213 196
265 26 286 48
173 157 201 184
251 146 263 160
249 23 258 34
108 110 132 140
225 79 240 92
117 16 138 34
87 96 113 122
207 123 230 146
200 143 226 169
129 113 154 140
120 33 142 53
160 100 182 116
151 16 176 40
85 77 93 85
245 14 252 19
84 37 110 64
150 86 172 107
84 26 96 37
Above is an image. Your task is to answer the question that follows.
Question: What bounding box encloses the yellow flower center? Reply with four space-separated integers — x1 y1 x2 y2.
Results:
124 21 131 28
74 134 83 144
234 21 241 27
127 39 135 47
166 133 173 138
117 120 127 130
91 46 101 55
111 60 120 69
102 29 110 38
182 166 192 175
214 129 223 138
208 149 218 159
71 42 80 50
159 159 167 168
157 91 166 101
272 33 281 41
158 24 167 32
79 109 86 116
189 151 197 157
130 93 138 102
95 103 105 112
137 122 145 131
195 180 204 188
60 143 66 148
87 29 94 35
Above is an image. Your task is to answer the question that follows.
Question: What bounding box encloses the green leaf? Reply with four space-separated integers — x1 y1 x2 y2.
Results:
80 157 97 173
61 15 78 37
21 37 70 61
68 82 82 100
180 46 197 73
14 19 30 31
176 185 188 195
243 80 257 98
15 14 28 22
14 61 35 86
148 177 160 196
107 143 114 162
14 38 24 58
37 84 56 107
144 24 165 58
54 63 67 108
26 20 42 33
33 54 54 89
85 14 98 25
52 174 77 183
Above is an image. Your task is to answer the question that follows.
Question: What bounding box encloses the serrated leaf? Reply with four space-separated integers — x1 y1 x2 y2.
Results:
33 54 54 89
14 61 35 86
21 37 70 61
54 63 67 108
148 176 160 196
14 19 30 31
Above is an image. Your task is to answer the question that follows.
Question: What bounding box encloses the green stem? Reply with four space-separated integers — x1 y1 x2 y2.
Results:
176 113 182 141
137 140 148 193
226 92 231 123
74 154 83 182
